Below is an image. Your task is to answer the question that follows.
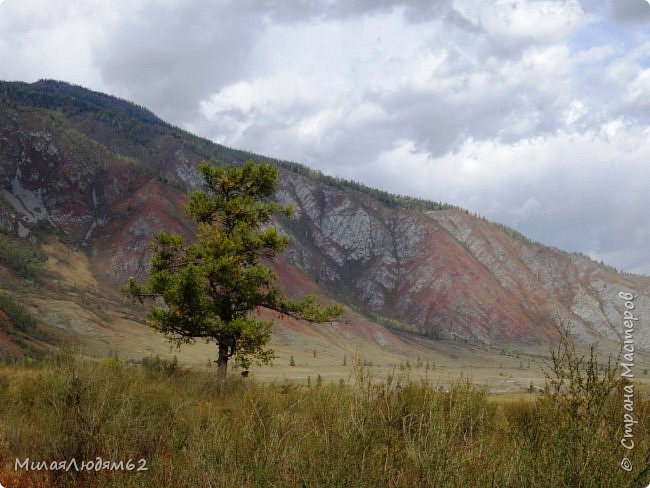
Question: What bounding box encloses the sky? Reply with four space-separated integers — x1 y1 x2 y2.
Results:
1 0 650 274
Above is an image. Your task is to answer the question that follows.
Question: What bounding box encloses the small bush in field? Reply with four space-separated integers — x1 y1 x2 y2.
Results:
142 354 179 377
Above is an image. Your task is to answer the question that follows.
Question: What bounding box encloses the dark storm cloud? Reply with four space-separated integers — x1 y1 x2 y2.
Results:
608 0 650 23
444 8 483 33
578 0 650 24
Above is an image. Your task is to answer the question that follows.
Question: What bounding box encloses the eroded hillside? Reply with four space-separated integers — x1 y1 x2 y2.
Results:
1 79 648 364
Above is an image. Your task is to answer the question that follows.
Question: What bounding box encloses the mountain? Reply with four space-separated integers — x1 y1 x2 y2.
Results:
1 79 648 364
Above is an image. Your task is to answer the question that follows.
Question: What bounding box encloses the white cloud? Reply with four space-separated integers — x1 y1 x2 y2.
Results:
475 0 585 42
563 100 588 126
0 0 141 89
627 68 650 110
511 198 543 222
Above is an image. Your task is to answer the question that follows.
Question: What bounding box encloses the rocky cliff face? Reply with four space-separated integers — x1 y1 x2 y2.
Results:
1 80 649 352
276 170 650 349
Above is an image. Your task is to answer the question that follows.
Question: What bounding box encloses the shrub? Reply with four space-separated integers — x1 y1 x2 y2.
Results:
0 291 36 332
0 234 46 278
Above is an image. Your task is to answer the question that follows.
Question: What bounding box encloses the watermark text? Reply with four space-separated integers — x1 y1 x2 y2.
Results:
15 457 149 473
618 291 638 472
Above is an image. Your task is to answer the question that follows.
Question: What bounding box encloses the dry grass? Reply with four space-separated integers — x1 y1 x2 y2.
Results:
42 241 98 291
0 350 648 487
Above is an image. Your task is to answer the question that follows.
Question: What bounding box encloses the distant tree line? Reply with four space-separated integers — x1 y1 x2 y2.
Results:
1 80 507 216
464 211 539 245
276 161 462 212
0 80 171 146
1 80 464 213
489 221 537 245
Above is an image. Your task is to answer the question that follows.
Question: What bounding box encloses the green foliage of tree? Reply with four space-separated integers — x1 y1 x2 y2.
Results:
543 319 619 415
123 161 343 376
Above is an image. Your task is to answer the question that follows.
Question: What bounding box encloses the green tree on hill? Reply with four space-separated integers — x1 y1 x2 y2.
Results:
123 161 343 377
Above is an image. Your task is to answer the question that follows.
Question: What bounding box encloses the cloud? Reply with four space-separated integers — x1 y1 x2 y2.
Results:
88 0 466 124
402 121 650 273
195 5 582 166
260 0 456 24
1 0 650 274
627 68 650 112
608 0 650 23
444 7 483 33
366 117 650 268
0 0 121 87
94 0 268 123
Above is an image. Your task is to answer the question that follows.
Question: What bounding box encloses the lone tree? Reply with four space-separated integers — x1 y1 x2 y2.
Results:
123 161 343 377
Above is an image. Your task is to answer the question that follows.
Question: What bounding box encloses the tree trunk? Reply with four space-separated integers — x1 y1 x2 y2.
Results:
217 342 229 379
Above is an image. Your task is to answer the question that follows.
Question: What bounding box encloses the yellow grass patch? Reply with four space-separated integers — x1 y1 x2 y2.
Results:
42 240 98 290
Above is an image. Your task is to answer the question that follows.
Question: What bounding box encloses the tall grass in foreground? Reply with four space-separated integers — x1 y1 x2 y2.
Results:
0 349 647 487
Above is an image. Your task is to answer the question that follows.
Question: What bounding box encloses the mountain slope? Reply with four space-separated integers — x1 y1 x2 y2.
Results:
276 169 650 348
1 79 648 360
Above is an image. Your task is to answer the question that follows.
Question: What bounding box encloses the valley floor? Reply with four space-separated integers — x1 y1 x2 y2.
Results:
0 352 648 487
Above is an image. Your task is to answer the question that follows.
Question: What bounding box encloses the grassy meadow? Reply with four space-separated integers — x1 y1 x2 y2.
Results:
0 344 648 488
